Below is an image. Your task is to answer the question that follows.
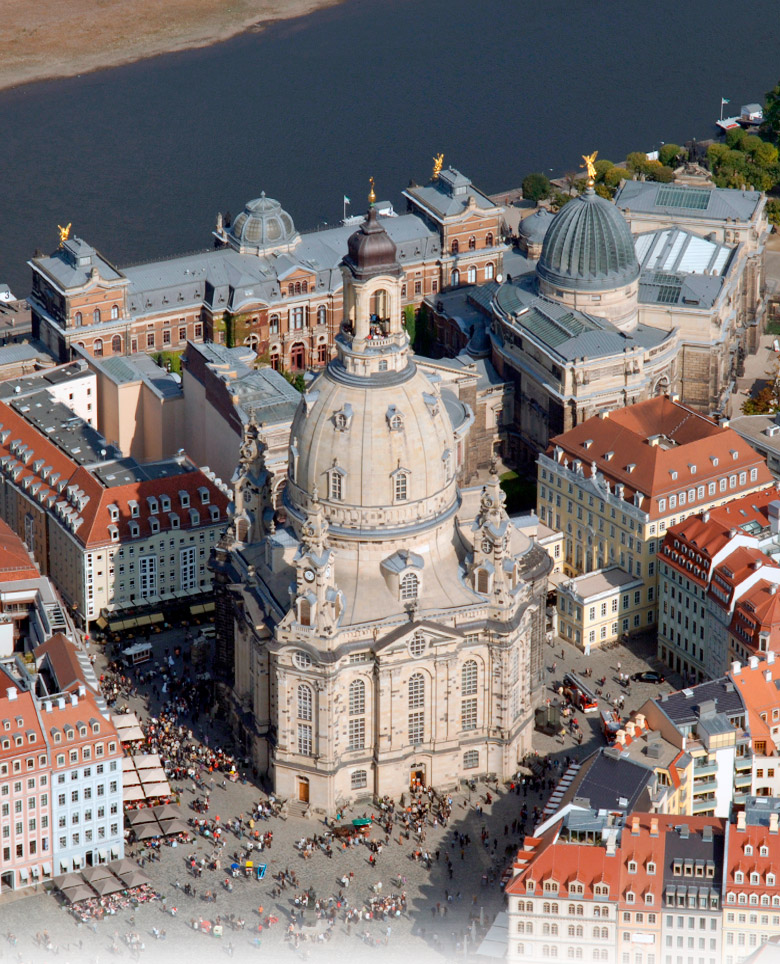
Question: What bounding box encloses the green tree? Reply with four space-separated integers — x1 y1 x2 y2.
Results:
707 142 729 167
413 302 434 355
603 166 632 189
658 143 681 167
595 183 613 199
403 304 416 347
767 199 780 228
763 79 780 140
521 172 551 202
742 383 780 415
754 140 779 167
626 152 650 174
725 127 747 150
645 162 675 183
550 191 574 211
593 159 615 181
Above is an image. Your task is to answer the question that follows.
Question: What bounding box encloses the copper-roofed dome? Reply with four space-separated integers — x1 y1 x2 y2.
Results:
343 206 403 280
537 185 639 292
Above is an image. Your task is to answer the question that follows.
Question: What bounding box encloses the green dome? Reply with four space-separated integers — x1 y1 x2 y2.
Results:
537 187 639 292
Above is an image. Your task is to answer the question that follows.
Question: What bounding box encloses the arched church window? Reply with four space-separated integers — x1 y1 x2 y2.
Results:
290 342 306 369
408 673 425 707
93 339 103 357
93 308 101 324
463 749 479 769
486 232 494 248
288 284 294 297
451 268 460 286
451 239 459 255
299 598 312 626
297 684 313 722
467 266 477 284
269 314 280 334
400 572 419 601
317 305 327 326
350 769 367 789
295 282 302 295
393 471 408 502
270 351 280 371
477 569 490 594
462 660 478 696
74 311 82 326
468 236 476 250
111 335 121 354
485 262 495 280
329 469 344 502
301 280 308 293
349 679 365 715
110 304 119 319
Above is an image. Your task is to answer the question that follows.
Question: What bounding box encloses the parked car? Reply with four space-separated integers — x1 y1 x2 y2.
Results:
630 671 665 684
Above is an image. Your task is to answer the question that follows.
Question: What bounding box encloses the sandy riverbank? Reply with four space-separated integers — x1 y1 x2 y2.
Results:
0 0 346 92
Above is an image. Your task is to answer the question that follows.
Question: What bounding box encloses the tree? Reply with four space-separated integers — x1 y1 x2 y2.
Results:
593 159 615 181
550 192 574 211
742 382 780 415
658 143 681 167
725 127 747 150
521 172 551 202
767 199 780 228
763 79 780 140
603 166 632 189
645 161 675 183
626 152 650 174
707 142 729 167
403 304 416 348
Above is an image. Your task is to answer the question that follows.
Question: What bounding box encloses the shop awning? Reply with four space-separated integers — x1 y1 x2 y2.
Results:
19 866 29 881
141 782 170 796
123 617 140 630
123 786 146 801
95 616 108 630
202 600 215 612
42 862 51 876
190 604 206 615
135 753 162 769
161 592 175 601
119 726 145 742
108 619 126 632
150 613 165 624
135 615 152 627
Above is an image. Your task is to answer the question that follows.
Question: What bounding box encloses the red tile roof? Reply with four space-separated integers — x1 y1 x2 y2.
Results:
725 822 780 892
548 397 771 519
0 517 39 582
728 656 780 755
35 633 92 695
0 399 228 549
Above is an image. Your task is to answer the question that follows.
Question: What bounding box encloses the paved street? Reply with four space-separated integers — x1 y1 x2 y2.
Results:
0 623 673 964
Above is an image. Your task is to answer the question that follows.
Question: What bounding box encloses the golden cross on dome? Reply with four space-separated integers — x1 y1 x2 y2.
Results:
580 151 598 183
432 152 444 180
368 177 376 206
57 222 72 246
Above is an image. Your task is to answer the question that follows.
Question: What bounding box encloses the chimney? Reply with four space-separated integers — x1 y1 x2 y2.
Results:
78 685 86 697
625 721 636 737
737 811 747 832
6 687 17 701
749 656 759 670
732 662 742 676
615 729 626 745
770 813 779 835
650 818 659 837
768 652 776 665
702 510 710 523
57 697 65 710
766 670 773 682
634 713 646 729
631 815 640 835
43 701 52 713
599 411 610 420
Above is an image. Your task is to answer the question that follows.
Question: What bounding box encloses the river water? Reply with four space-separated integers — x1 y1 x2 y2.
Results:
1 0 779 295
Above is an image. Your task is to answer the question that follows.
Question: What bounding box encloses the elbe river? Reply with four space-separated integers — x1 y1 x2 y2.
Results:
2 0 780 296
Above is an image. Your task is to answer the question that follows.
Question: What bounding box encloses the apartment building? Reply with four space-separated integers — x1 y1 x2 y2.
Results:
537 396 771 647
657 488 780 682
556 566 647 651
0 396 228 622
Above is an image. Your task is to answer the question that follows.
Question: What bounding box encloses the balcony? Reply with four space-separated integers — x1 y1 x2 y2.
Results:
692 798 716 815
693 760 718 778
734 772 753 789
692 777 718 794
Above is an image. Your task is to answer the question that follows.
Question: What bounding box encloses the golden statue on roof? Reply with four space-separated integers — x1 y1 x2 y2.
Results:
432 152 444 180
57 222 72 246
581 151 598 183
368 176 376 206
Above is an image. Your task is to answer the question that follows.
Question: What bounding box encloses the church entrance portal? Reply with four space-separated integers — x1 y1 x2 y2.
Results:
297 777 310 803
410 765 425 790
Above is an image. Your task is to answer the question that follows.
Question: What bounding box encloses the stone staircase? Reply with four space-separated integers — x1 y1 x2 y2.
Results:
285 800 310 820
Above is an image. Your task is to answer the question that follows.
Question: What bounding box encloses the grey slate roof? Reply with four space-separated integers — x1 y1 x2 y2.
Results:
32 238 125 290
404 168 497 220
616 180 762 222
0 344 52 367
98 353 182 399
654 677 746 728
566 748 654 814
121 213 439 318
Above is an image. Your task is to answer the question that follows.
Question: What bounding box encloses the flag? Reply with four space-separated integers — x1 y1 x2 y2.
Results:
344 195 351 205
721 97 730 105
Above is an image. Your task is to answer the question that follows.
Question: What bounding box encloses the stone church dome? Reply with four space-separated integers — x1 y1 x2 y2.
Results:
284 360 459 542
537 186 639 292
229 192 299 253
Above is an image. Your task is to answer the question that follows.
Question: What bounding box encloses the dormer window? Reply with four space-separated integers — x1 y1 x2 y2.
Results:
149 517 160 534
108 524 119 543
161 495 171 512
328 465 345 502
169 512 180 529
392 468 409 503
209 505 220 522
628 861 637 874
760 846 769 857
647 862 656 875
768 873 776 886
179 490 190 508
147 496 159 514
189 508 200 526
129 521 140 538
751 872 760 885
386 406 404 431
128 500 139 518
198 486 210 505
625 890 635 904
400 571 419 601
108 504 119 522
745 845 753 856
735 871 745 884
334 404 353 432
